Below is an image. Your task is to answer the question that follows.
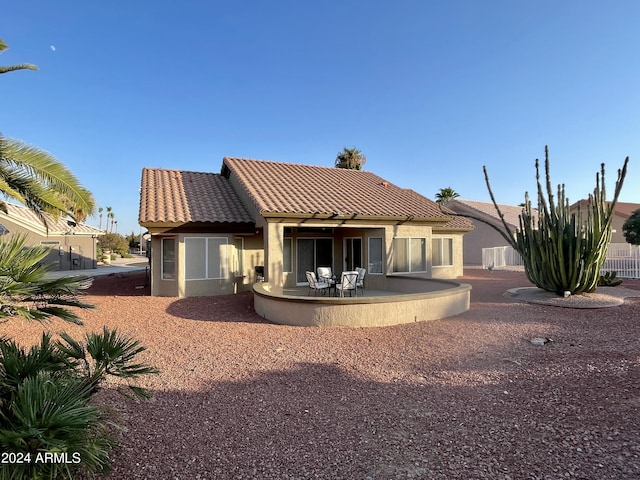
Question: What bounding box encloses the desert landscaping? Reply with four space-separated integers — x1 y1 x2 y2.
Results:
1 268 638 479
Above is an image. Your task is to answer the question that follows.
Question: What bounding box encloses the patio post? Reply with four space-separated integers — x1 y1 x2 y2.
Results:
265 222 284 286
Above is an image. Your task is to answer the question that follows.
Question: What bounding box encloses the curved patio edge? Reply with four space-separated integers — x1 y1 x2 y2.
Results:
252 278 472 327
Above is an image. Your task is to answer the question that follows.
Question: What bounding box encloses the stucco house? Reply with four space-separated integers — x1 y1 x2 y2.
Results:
139 157 473 297
0 203 104 270
445 199 536 266
569 200 640 244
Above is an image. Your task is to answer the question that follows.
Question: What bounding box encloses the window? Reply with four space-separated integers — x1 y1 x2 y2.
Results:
185 237 228 280
368 237 383 274
283 238 293 273
162 238 176 280
392 237 426 273
432 238 454 267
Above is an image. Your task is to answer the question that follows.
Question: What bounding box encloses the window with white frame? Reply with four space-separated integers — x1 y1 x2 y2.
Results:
161 238 176 280
432 237 454 267
283 238 293 273
185 237 229 280
368 237 383 274
392 237 426 273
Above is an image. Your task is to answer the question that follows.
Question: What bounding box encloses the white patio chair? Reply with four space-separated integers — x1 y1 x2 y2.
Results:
355 267 366 294
317 266 334 286
336 271 358 297
306 271 329 296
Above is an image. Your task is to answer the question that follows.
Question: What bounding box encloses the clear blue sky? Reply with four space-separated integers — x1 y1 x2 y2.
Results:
2 1 639 235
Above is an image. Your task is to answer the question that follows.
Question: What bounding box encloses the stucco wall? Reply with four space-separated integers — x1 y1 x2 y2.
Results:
149 222 468 297
253 278 471 327
462 221 511 265
0 219 98 271
150 232 265 297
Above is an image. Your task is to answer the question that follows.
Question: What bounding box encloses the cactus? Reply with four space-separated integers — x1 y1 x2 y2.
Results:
598 271 623 287
482 147 628 296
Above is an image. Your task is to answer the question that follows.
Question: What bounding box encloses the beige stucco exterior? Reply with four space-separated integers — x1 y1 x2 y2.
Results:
253 277 471 327
142 161 471 298
0 209 101 271
148 221 466 298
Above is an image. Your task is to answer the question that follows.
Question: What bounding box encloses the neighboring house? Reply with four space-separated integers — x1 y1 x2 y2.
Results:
0 203 104 270
139 157 473 297
446 199 533 266
569 200 640 244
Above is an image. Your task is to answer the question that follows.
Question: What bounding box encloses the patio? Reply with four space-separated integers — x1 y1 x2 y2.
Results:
252 275 471 327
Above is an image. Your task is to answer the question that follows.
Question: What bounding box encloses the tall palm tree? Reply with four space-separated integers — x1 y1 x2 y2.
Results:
435 187 460 204
98 207 103 230
335 147 366 170
105 206 112 232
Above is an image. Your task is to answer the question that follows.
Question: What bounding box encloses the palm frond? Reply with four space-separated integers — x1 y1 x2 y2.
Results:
0 135 95 219
0 235 93 324
0 63 38 75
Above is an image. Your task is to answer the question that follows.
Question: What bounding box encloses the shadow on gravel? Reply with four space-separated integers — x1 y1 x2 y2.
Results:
165 292 269 324
103 361 640 480
85 271 150 297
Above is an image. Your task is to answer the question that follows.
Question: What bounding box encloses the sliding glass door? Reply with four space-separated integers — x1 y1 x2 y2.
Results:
343 237 362 271
296 238 333 283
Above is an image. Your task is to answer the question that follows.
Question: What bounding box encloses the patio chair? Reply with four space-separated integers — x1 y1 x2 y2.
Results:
355 267 366 294
317 266 334 285
306 271 329 296
254 266 264 282
336 271 358 297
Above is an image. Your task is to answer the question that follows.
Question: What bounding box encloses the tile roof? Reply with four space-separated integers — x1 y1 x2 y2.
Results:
570 200 640 219
1 203 104 236
139 168 254 224
222 157 471 228
614 202 640 218
448 199 532 229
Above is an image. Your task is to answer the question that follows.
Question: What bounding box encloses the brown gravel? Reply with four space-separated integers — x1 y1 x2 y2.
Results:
1 269 639 479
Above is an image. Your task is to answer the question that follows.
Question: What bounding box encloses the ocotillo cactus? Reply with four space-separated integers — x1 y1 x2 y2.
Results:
484 146 628 295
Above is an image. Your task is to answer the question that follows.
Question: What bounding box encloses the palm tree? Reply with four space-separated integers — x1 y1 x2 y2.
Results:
1 38 95 223
435 187 460 204
0 234 93 324
0 38 38 75
98 207 103 230
0 135 95 223
0 326 158 478
107 210 115 233
335 147 366 170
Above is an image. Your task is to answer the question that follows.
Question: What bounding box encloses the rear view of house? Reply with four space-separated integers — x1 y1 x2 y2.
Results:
139 158 473 297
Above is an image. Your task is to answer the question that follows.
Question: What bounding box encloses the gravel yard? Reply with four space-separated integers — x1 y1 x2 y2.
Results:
2 269 639 479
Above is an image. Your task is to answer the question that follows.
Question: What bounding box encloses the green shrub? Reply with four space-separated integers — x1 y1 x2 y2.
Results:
0 329 158 479
97 233 129 256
